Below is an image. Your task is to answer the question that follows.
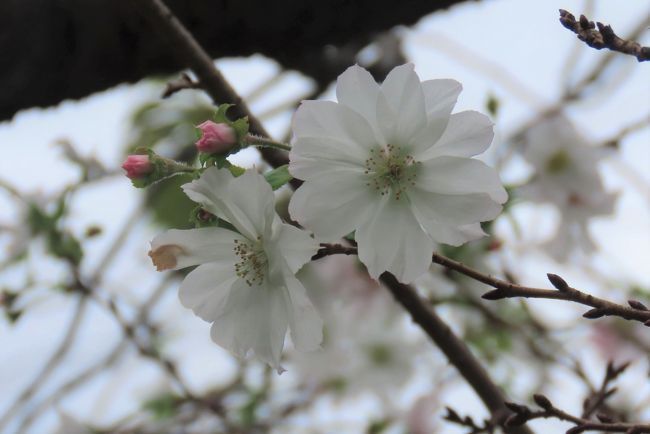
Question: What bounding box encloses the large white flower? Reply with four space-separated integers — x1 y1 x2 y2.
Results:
288 64 507 283
520 115 617 261
148 168 322 371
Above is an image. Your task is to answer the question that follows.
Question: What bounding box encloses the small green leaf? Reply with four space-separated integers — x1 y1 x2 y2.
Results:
264 165 292 190
143 393 179 421
228 165 246 177
213 103 234 123
231 116 250 141
486 93 500 117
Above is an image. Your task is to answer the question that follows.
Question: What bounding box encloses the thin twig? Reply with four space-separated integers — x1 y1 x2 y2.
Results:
0 296 88 431
559 9 650 62
505 393 650 433
315 244 650 325
162 72 200 98
15 277 174 433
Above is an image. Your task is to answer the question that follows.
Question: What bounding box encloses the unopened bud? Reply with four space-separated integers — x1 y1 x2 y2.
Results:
196 120 237 154
122 155 153 179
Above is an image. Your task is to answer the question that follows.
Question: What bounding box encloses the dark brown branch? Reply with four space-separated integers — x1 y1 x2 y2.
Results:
582 361 630 420
315 245 650 325
505 393 650 433
559 9 650 62
444 407 495 433
162 72 201 98
131 0 290 170
312 243 358 261
380 273 533 434
430 253 650 325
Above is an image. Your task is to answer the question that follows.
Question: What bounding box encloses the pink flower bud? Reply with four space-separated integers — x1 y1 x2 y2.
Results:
195 121 237 154
122 155 153 179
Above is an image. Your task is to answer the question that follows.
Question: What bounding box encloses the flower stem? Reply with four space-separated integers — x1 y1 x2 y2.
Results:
244 134 292 152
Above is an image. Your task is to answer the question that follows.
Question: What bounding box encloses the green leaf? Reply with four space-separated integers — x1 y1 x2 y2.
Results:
48 231 83 264
264 165 292 190
143 393 179 421
231 116 249 141
146 173 196 230
213 103 234 123
228 164 246 177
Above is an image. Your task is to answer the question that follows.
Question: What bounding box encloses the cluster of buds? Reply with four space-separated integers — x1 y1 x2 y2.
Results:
123 104 249 185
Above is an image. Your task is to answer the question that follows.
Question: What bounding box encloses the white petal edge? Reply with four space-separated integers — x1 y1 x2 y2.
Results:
210 280 289 371
182 168 275 241
416 156 508 203
288 172 378 242
150 227 241 271
335 64 382 138
291 100 378 159
377 63 427 146
355 196 434 283
283 271 323 352
420 111 494 160
178 262 238 321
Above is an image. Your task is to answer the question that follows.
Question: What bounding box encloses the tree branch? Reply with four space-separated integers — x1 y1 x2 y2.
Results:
316 244 650 325
559 9 650 62
430 253 650 325
131 0 290 170
380 273 533 434
505 392 650 433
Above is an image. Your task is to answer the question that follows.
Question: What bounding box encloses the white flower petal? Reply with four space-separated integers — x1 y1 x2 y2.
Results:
420 111 494 160
289 172 378 242
421 79 462 120
179 263 238 321
292 100 378 158
336 64 381 130
416 156 508 203
149 228 241 271
289 136 367 179
210 280 289 370
377 64 427 147
270 220 319 274
421 222 486 246
283 272 323 352
409 79 462 157
182 168 275 240
408 189 503 226
356 197 434 283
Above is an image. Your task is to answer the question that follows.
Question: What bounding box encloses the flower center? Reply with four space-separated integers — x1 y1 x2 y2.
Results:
364 144 419 200
233 237 268 286
367 343 393 366
545 150 571 174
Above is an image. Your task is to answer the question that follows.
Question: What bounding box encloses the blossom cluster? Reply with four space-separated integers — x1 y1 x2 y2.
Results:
133 64 509 370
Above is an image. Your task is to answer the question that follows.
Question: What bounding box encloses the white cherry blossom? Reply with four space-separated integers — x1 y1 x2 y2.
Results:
288 64 506 283
148 168 322 371
520 115 617 261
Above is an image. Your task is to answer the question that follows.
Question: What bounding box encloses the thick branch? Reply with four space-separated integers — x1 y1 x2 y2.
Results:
2 0 467 121
380 273 533 434
559 9 650 62
131 0 289 170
